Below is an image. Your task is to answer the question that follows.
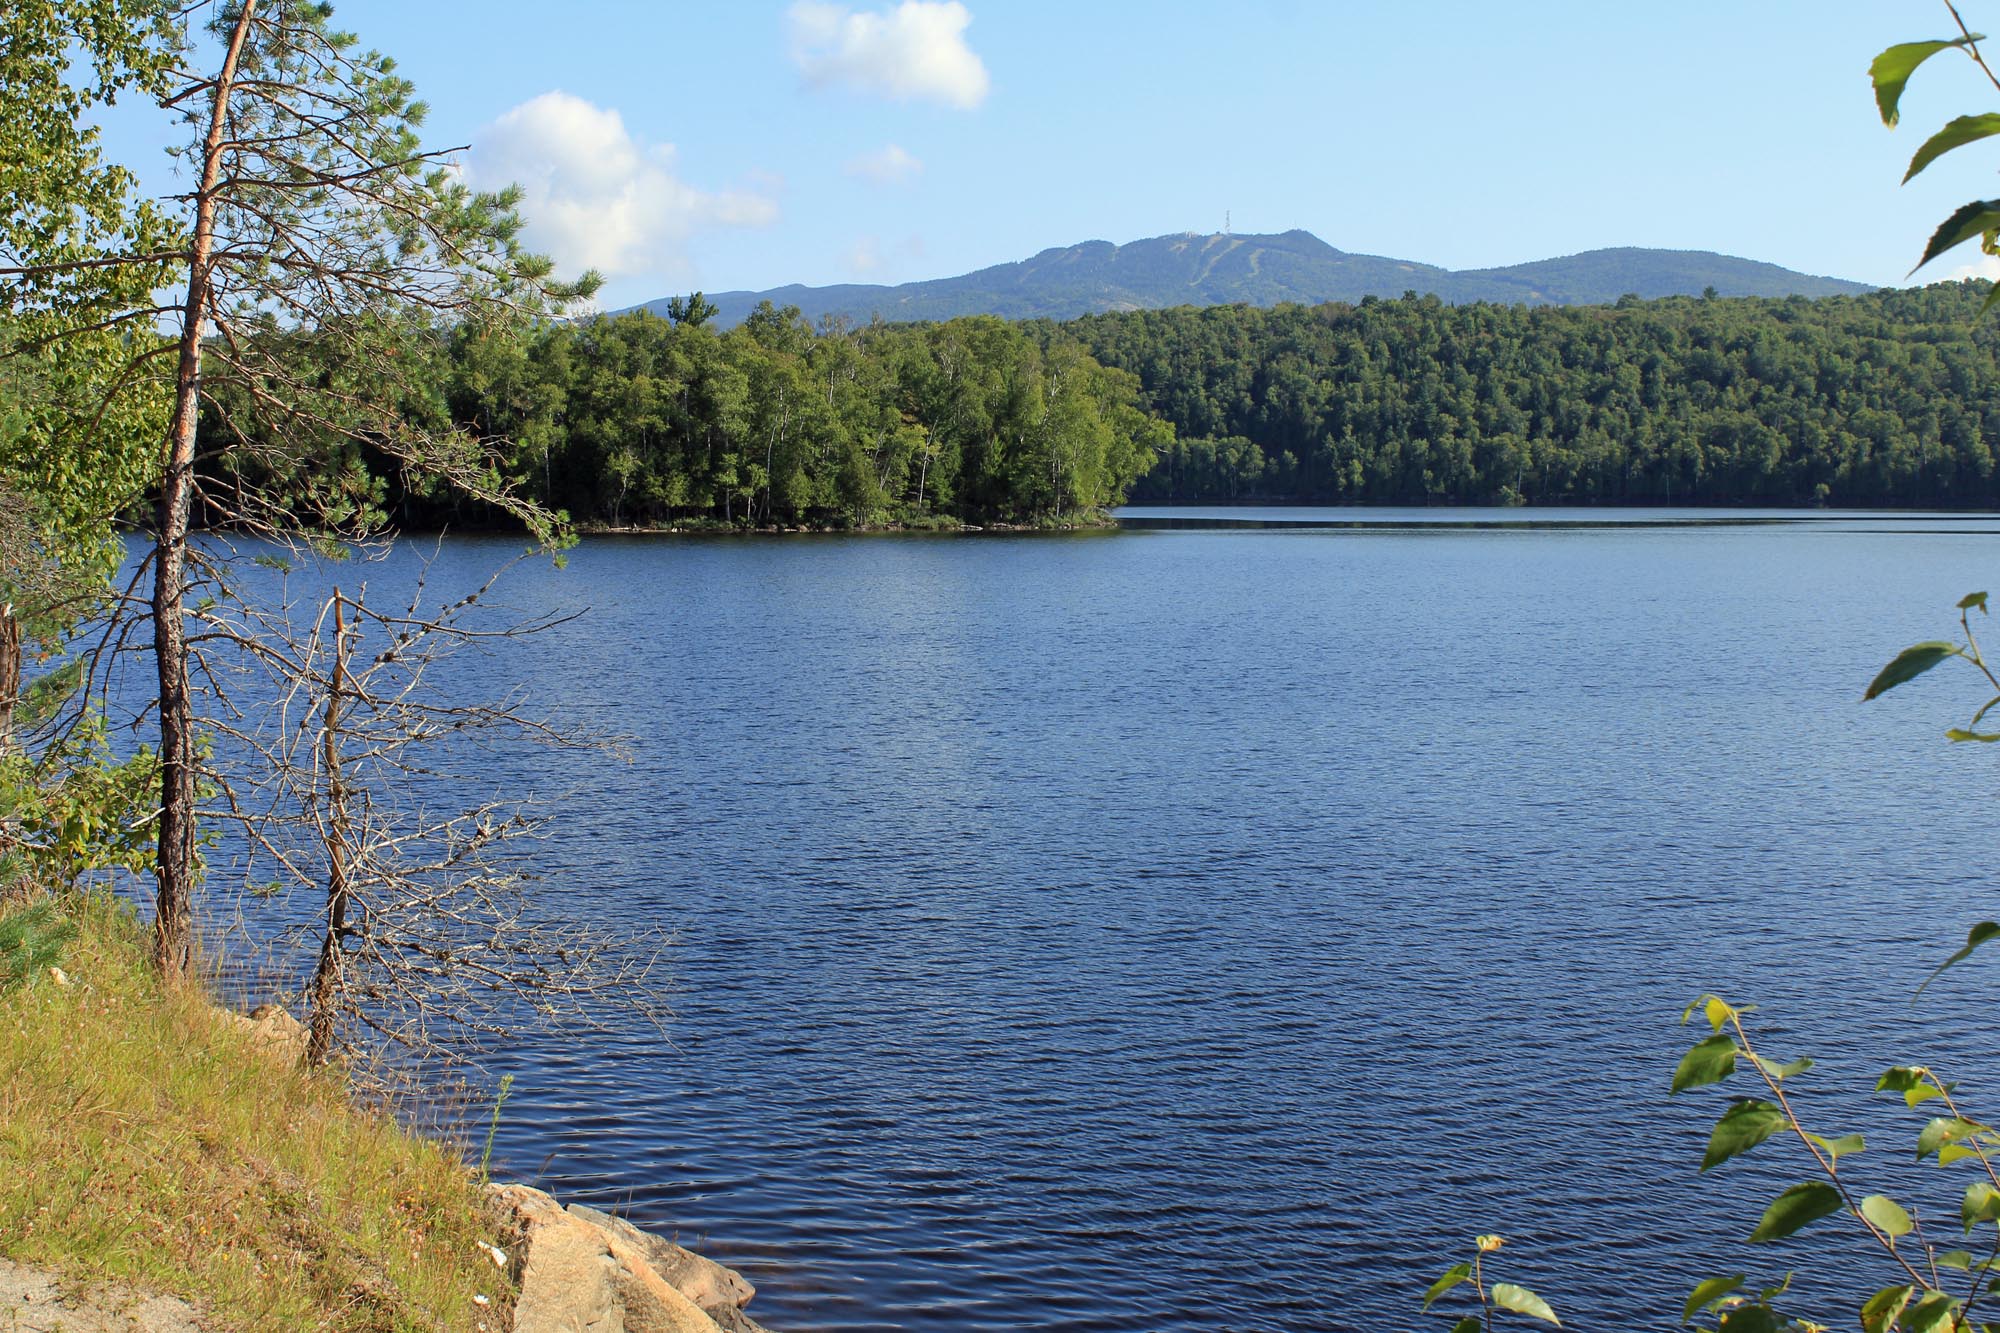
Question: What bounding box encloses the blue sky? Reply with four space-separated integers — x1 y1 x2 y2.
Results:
95 2 2000 309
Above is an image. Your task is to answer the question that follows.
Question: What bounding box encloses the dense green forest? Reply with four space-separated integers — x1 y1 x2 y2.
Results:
199 280 2000 529
1066 282 2000 508
227 304 1164 531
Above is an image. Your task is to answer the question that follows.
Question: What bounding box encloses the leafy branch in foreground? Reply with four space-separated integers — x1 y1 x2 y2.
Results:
1872 3 2000 307
1864 591 2000 994
1421 1234 1561 1333
1663 993 2000 1333
1420 991 2000 1333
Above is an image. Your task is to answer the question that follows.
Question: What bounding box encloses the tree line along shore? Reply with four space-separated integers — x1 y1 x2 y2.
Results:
178 279 2000 536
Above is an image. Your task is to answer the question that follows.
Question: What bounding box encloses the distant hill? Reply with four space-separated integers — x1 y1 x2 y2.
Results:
629 230 1876 328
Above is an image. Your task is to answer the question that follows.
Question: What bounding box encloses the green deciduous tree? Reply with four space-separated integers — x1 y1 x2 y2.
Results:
5 0 598 981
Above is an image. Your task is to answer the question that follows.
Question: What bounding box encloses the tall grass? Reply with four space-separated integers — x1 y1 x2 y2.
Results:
0 893 514 1332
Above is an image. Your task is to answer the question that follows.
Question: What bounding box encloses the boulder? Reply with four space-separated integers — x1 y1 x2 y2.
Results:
489 1183 626 1332
489 1184 775 1333
565 1205 754 1314
222 1003 309 1061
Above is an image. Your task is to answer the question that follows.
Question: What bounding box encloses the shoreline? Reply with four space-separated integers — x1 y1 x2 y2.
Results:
575 509 1121 537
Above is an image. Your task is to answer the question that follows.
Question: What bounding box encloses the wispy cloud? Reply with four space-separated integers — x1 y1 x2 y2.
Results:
1943 251 2000 285
788 2 990 110
465 91 777 286
845 143 924 185
847 236 886 275
845 233 927 278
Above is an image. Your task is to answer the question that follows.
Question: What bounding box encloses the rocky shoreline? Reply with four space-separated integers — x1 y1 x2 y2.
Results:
492 1185 773 1333
221 1004 779 1333
0 1190 775 1333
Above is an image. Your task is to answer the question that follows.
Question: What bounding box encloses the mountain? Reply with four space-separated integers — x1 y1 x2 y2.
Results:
630 230 1876 328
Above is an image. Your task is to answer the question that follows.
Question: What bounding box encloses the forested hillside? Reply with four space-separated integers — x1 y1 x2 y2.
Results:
202 282 2000 528
1066 282 2000 508
208 305 1163 530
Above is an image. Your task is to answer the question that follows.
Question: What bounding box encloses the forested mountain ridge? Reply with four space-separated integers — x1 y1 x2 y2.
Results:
629 230 1874 328
1064 282 2000 508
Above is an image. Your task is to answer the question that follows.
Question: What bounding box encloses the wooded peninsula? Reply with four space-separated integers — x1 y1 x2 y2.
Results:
246 280 2000 531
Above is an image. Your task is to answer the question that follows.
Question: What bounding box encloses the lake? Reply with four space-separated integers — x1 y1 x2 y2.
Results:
205 508 2000 1331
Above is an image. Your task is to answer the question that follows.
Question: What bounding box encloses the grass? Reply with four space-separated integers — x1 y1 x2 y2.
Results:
0 891 514 1332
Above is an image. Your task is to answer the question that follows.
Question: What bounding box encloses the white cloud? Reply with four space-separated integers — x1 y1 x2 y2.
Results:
847 236 885 275
1944 251 2000 284
845 233 927 278
845 143 924 185
464 91 777 282
788 2 990 110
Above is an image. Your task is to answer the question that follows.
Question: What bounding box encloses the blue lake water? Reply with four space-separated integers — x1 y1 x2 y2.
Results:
196 509 2000 1330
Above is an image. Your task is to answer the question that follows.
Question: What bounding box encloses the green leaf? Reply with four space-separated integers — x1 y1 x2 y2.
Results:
1861 1284 1915 1333
1961 592 1990 612
1942 1141 1993 1167
1946 728 2000 743
1917 922 2000 997
1684 1274 1746 1324
1681 994 1753 1031
1937 1250 1976 1270
1748 1053 1813 1082
1422 1262 1471 1311
1805 1131 1864 1162
1878 1066 1923 1093
1718 1306 1778 1333
1918 1117 1986 1159
1872 37 1981 126
1879 1067 1951 1108
1703 1101 1787 1172
1965 1180 2000 1231
1859 1194 1914 1239
1748 1181 1844 1242
1865 642 1963 699
1491 1283 1560 1327
1908 1292 1961 1333
1920 202 2000 272
1906 115 2000 182
1448 1321 1482 1333
1673 1034 1738 1094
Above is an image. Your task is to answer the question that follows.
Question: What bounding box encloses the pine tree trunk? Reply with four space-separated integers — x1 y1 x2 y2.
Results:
152 1 255 980
0 606 20 748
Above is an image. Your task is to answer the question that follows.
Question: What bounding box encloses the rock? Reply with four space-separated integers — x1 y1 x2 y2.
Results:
702 1307 775 1333
593 1231 722 1333
488 1184 761 1333
222 1003 308 1061
489 1183 624 1332
565 1205 758 1324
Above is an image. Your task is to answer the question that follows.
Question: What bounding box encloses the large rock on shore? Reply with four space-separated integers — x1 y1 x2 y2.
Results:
221 1003 309 1061
488 1184 773 1333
